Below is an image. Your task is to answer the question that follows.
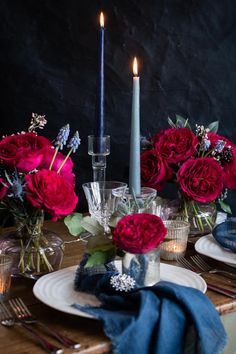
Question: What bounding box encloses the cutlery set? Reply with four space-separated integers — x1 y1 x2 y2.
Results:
177 255 236 298
0 297 80 353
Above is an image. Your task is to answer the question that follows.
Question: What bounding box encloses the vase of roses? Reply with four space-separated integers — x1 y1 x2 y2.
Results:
0 114 80 278
141 116 235 236
112 213 167 287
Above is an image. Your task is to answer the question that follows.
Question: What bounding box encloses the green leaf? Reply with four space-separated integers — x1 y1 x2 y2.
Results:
87 234 114 253
167 117 176 128
207 121 219 133
218 200 232 214
85 248 116 268
176 114 188 128
64 213 85 236
80 216 104 235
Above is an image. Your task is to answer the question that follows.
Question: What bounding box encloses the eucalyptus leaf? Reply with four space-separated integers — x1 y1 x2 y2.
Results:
87 234 114 253
85 248 116 268
218 200 232 214
80 216 104 235
64 213 85 236
207 121 219 133
175 114 187 128
167 116 176 128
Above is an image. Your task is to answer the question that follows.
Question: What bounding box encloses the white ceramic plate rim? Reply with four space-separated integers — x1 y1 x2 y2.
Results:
195 234 236 266
33 263 206 319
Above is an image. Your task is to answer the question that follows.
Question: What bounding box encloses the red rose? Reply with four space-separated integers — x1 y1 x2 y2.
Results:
0 178 8 199
113 213 167 254
208 132 236 189
25 169 78 220
177 157 223 203
0 132 51 173
154 128 198 163
39 148 75 185
141 149 172 190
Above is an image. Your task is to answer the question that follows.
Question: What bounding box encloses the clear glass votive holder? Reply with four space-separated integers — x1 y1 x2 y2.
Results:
124 187 157 213
0 254 13 299
122 248 160 287
159 221 190 261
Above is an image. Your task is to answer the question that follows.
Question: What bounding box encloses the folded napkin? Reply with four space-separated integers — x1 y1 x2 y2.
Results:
213 217 236 252
73 260 227 354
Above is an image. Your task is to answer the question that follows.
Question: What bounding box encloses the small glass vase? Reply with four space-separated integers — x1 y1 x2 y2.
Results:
0 212 64 279
171 200 217 237
122 248 160 287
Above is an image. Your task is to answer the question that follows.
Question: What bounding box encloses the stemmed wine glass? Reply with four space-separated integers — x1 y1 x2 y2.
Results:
82 181 127 234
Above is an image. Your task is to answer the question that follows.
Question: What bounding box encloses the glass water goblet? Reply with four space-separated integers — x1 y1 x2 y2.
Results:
82 181 127 234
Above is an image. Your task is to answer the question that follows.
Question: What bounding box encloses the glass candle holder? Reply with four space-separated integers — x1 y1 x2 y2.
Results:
88 135 110 182
159 221 190 261
122 248 160 287
0 254 13 299
124 187 157 213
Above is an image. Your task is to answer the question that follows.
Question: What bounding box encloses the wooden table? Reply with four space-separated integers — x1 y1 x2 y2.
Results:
0 222 236 354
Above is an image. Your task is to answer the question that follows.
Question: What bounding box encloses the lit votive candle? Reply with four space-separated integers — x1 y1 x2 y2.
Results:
160 220 190 261
0 254 13 300
160 240 187 261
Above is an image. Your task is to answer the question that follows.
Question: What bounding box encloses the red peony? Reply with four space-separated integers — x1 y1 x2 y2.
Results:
0 178 8 199
177 157 224 203
0 132 51 173
154 127 198 163
141 149 172 191
39 148 75 185
25 169 78 220
112 213 167 254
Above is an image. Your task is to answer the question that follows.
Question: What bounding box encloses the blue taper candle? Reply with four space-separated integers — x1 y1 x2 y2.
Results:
96 11 105 137
129 57 141 195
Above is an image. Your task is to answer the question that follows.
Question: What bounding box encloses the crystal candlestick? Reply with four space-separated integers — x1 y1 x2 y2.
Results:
88 135 110 182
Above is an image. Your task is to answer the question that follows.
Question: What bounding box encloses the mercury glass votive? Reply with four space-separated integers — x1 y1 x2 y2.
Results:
0 254 13 299
159 221 190 261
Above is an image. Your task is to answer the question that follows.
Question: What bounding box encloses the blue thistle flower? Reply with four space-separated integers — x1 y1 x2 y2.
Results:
215 140 226 153
55 124 70 150
199 138 211 151
67 131 81 153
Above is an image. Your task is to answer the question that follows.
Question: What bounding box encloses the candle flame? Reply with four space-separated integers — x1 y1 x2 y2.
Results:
100 12 104 28
133 57 138 76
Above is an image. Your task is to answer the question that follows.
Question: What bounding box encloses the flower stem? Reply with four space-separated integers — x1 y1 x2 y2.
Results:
49 147 59 170
57 148 72 174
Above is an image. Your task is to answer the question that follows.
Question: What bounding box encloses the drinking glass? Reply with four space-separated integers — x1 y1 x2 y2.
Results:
88 135 110 182
83 181 127 234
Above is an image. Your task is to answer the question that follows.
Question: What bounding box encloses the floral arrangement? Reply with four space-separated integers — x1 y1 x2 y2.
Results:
141 116 236 231
0 113 80 275
112 213 167 254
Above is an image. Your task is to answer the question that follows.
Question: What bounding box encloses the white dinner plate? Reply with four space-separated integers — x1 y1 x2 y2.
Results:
195 234 236 267
33 263 207 319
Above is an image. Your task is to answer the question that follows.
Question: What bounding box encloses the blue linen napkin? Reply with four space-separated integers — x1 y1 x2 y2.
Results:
212 217 236 252
73 261 227 354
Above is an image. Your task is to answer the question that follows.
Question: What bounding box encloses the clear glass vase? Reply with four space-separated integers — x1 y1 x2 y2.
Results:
170 200 217 237
0 211 64 279
122 248 160 287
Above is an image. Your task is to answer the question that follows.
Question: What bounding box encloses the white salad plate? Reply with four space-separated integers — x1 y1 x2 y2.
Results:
195 234 236 267
33 263 207 319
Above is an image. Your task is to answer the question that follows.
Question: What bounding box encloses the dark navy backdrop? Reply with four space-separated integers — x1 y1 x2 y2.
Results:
0 0 236 212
